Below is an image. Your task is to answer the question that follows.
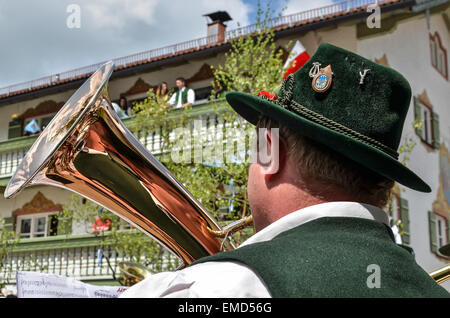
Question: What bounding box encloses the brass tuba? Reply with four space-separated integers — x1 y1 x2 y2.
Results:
3 62 251 267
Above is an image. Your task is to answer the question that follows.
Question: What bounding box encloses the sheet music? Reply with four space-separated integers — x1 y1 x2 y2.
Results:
16 271 128 298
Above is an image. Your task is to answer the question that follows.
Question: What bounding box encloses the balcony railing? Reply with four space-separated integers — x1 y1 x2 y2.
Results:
0 233 118 284
226 0 383 38
0 231 178 285
0 0 388 99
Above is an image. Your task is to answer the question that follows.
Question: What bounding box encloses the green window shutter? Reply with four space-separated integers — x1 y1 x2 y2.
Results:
8 121 22 139
399 198 410 245
57 216 72 235
428 211 437 253
3 216 14 232
413 97 423 137
432 111 440 149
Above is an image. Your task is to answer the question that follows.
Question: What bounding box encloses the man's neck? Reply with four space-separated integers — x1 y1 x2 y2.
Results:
243 201 390 245
252 181 370 232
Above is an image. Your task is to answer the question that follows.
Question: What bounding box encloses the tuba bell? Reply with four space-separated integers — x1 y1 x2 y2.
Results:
3 61 251 267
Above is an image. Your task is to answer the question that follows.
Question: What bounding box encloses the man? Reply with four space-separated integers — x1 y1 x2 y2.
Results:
167 77 195 108
121 43 449 297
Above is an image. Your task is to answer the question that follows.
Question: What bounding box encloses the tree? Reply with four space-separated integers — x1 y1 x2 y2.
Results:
131 1 289 245
212 1 287 96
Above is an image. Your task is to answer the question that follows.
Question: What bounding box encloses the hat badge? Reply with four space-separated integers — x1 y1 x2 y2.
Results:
309 63 333 93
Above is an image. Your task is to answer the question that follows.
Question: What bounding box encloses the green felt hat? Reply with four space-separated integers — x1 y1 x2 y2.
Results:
226 42 431 192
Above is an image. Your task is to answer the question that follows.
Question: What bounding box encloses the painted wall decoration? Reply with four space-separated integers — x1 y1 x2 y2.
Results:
12 191 62 220
433 143 450 215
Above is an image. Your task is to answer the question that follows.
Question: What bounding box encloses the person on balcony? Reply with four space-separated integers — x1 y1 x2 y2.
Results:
167 77 195 108
119 96 131 117
156 81 169 102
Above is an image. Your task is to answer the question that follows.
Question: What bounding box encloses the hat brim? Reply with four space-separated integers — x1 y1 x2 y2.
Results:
226 91 431 193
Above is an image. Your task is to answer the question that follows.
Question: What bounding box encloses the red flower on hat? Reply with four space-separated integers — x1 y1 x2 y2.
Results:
257 91 277 100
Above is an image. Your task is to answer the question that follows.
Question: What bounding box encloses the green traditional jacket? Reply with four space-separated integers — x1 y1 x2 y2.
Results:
193 217 449 298
175 87 189 105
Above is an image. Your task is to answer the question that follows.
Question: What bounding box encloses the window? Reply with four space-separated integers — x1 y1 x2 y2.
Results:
420 105 432 144
17 213 58 238
8 115 22 139
413 96 440 149
194 86 214 104
388 192 410 245
430 32 448 80
428 211 449 255
436 214 448 249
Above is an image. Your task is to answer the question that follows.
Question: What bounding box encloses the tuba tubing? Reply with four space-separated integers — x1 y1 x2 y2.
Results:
4 62 239 266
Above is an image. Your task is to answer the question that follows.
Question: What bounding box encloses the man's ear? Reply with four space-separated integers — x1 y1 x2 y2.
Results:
260 129 287 181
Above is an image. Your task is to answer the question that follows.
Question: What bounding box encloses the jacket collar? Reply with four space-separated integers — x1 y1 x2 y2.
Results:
240 201 389 248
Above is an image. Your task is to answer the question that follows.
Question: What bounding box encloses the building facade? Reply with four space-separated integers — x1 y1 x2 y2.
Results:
0 0 449 292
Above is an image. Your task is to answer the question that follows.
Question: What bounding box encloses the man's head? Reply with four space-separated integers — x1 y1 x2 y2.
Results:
224 43 429 230
248 116 394 231
226 43 430 195
175 77 186 90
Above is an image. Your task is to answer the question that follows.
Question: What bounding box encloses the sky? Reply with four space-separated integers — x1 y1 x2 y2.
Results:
0 0 342 88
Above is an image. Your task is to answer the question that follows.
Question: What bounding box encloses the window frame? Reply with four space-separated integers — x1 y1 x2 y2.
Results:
429 32 449 81
429 210 450 257
388 190 410 246
22 112 57 136
16 212 58 239
414 96 438 149
435 213 449 249
419 103 433 145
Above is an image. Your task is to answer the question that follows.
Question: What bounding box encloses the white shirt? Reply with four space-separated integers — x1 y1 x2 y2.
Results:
119 201 390 298
391 224 403 244
168 87 195 108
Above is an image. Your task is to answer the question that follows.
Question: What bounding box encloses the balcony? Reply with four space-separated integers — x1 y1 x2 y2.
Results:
0 99 231 187
1 232 118 285
0 230 179 285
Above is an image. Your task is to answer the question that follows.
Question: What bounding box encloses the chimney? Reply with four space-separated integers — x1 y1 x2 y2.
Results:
203 11 232 44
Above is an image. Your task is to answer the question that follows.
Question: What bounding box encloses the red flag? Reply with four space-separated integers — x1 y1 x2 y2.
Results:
283 40 310 79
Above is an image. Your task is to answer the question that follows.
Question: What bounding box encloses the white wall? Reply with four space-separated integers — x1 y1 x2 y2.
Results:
357 10 450 290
